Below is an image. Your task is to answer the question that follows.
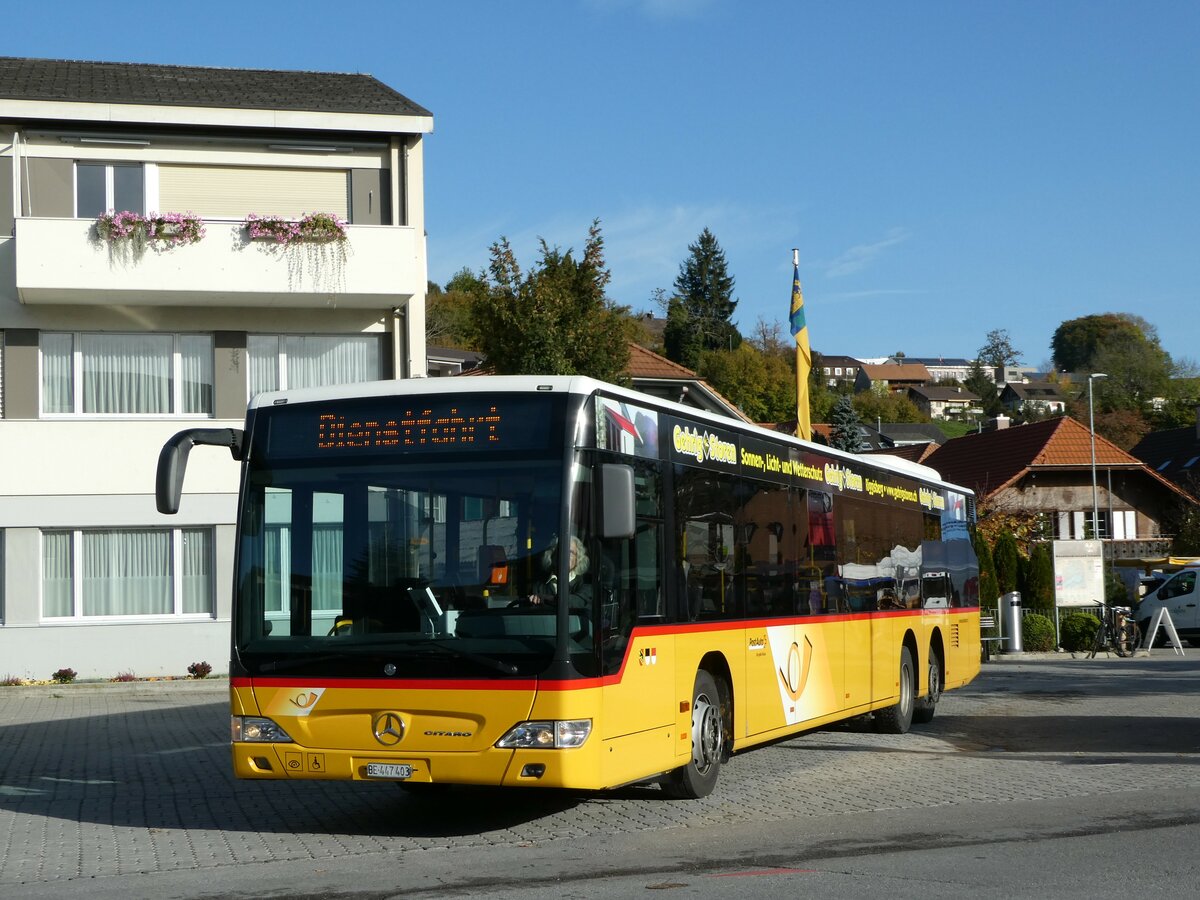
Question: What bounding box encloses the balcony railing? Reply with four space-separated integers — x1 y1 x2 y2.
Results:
13 217 425 308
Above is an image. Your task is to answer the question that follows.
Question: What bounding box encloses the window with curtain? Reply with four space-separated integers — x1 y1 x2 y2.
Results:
247 334 382 398
41 528 214 618
40 333 213 416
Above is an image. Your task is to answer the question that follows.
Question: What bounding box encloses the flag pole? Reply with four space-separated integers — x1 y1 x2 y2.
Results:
790 249 812 441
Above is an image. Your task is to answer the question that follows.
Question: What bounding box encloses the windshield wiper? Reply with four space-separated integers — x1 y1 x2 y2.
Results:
408 640 519 675
256 653 345 674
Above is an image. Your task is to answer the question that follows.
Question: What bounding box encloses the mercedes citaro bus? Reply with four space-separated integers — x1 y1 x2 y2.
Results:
157 376 981 798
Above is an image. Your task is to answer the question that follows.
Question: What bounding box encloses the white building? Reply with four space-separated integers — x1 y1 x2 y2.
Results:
0 56 432 679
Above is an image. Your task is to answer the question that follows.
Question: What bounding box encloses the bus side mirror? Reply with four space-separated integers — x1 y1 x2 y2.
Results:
600 463 635 540
156 428 244 514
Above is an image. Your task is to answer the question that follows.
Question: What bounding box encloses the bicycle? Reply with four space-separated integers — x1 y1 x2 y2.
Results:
1088 604 1141 658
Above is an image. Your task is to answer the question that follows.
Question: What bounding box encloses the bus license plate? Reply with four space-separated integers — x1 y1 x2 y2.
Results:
366 763 413 779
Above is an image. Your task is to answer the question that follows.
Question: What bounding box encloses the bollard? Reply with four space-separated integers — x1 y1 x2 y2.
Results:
1001 591 1024 653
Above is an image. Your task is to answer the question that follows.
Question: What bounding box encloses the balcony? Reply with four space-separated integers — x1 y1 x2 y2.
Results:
12 217 425 309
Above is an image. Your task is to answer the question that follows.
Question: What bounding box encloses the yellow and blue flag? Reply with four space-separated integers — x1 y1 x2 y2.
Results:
790 254 812 441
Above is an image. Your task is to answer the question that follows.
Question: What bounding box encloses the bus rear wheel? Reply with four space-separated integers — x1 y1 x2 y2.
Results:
663 669 723 799
913 650 941 724
875 646 914 734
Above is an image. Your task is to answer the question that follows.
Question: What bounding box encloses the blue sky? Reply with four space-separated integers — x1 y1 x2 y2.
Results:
6 1 1198 368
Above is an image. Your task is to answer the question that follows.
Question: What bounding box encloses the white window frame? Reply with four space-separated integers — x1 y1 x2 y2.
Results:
40 527 215 621
39 332 214 418
247 333 384 399
74 162 154 217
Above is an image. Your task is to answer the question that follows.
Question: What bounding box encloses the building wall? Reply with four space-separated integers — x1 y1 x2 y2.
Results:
1 104 430 678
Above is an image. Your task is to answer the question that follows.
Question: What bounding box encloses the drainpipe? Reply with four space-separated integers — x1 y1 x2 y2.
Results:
392 306 404 379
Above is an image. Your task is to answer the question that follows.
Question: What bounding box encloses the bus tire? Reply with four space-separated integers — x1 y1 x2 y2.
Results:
913 649 941 724
875 646 915 734
663 669 723 799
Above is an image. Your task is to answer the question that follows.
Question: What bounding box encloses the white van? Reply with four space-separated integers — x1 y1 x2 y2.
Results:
1136 566 1200 646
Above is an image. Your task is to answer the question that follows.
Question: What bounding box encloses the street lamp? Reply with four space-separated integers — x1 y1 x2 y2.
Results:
1088 373 1108 540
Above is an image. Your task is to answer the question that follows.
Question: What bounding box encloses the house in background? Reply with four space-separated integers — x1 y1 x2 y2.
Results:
815 353 862 389
1131 408 1200 498
999 381 1068 417
623 344 751 420
427 345 482 377
0 56 432 678
854 361 931 395
925 416 1197 562
906 356 976 385
907 385 981 421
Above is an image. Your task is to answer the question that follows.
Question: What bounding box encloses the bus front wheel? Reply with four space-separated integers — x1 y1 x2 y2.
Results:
663 670 723 799
875 646 914 734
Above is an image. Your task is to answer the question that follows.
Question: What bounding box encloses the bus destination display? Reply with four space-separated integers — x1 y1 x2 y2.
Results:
263 395 558 458
317 407 500 450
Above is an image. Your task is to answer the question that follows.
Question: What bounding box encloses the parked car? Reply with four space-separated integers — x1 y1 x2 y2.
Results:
1136 566 1200 647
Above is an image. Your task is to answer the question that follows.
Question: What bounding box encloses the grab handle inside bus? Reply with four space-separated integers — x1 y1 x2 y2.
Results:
600 463 635 539
156 427 244 515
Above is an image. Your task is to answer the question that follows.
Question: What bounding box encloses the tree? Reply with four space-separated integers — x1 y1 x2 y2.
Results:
963 359 1001 417
697 344 794 422
662 228 742 369
1050 313 1148 374
851 385 924 425
1088 334 1174 412
471 220 632 382
992 531 1021 596
973 528 1000 605
829 396 866 452
426 268 486 349
977 328 1021 372
1023 543 1055 611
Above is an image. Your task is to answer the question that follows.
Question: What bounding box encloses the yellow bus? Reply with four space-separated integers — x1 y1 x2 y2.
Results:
157 376 980 798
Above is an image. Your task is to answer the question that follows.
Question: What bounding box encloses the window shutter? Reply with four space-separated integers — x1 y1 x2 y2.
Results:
158 165 349 219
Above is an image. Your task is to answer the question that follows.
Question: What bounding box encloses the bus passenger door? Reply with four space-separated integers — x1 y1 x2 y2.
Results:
595 472 676 785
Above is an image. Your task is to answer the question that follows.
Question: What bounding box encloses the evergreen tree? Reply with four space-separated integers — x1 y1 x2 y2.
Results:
973 528 1000 605
964 359 1001 417
1024 543 1055 611
993 531 1021 595
472 220 631 382
829 396 866 452
662 228 742 369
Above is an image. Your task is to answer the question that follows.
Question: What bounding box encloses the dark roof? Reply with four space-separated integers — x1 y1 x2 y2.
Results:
907 385 980 402
907 357 974 367
863 442 939 464
1001 381 1066 402
0 56 431 118
1130 423 1200 492
879 423 946 445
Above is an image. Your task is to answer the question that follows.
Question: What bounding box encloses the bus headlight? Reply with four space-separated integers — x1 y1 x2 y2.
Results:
496 719 592 749
231 716 293 743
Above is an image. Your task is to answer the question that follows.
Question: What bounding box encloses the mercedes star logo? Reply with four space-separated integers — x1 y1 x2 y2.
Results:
373 712 405 746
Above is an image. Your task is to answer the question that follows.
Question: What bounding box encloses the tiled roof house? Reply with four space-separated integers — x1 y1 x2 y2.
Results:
925 417 1197 559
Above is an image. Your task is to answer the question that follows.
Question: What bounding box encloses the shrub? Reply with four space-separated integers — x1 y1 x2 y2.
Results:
1022 613 1057 652
112 671 138 683
188 661 213 679
1060 611 1101 652
51 667 78 684
1 674 24 687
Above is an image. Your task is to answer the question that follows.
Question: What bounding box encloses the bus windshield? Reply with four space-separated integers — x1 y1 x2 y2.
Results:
233 400 574 679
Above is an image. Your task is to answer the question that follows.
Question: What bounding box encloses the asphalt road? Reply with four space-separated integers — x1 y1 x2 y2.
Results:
1 650 1197 898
